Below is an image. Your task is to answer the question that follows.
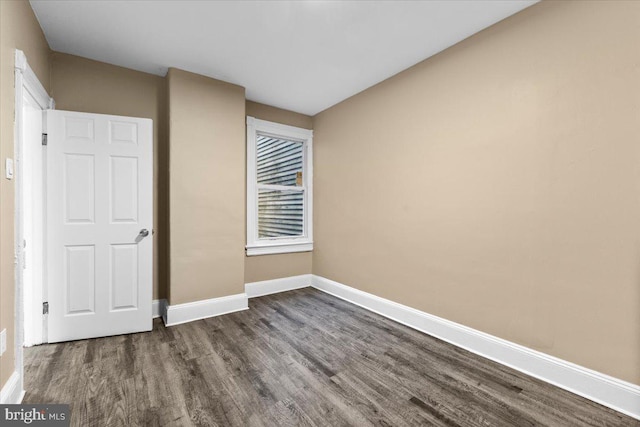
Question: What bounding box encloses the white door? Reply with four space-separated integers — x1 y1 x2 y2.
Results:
46 110 153 342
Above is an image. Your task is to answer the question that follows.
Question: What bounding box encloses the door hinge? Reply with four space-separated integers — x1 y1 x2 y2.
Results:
43 302 49 315
42 133 48 145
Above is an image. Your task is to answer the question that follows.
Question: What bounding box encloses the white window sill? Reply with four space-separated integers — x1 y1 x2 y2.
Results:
246 242 313 256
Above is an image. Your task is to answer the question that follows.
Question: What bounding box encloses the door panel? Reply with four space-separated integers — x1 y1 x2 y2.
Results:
47 110 152 342
110 244 138 310
64 245 95 314
64 154 95 223
110 156 138 223
110 120 138 145
64 116 94 141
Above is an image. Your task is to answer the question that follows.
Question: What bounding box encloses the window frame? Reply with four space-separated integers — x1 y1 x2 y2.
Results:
246 116 313 256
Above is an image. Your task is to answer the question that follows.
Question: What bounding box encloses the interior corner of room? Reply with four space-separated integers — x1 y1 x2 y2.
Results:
1 0 639 424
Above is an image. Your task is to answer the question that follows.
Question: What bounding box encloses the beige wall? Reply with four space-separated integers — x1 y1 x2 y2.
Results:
50 53 168 300
312 0 640 385
246 101 313 130
0 0 51 388
244 252 312 284
244 101 313 283
168 68 246 305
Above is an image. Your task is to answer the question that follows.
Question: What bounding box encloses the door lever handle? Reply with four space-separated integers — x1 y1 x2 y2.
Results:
139 229 149 238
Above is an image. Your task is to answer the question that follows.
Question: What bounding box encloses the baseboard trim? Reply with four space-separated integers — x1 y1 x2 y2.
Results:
152 299 167 319
163 293 248 327
0 371 24 404
245 274 312 298
311 275 640 420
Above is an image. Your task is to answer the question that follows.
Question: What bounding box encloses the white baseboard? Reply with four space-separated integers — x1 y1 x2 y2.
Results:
245 274 311 298
152 299 167 319
311 275 640 420
0 371 24 404
163 293 248 327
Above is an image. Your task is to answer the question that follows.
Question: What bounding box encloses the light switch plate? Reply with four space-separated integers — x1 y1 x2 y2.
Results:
0 328 6 356
5 158 14 180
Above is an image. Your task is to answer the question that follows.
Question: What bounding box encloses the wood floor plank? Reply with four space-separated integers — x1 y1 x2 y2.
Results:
23 288 639 426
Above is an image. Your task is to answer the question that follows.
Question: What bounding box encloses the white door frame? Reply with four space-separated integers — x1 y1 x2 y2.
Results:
12 49 54 401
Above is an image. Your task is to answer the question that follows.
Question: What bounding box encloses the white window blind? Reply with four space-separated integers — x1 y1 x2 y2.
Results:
257 135 304 237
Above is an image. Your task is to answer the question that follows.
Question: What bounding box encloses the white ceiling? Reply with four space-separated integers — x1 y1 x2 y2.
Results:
30 0 537 116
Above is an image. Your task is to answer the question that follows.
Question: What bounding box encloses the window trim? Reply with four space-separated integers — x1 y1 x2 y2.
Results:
246 116 313 256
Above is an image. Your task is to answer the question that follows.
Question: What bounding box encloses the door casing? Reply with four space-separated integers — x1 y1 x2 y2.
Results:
11 49 55 403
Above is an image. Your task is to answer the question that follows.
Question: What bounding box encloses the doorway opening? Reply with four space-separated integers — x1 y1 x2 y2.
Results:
10 49 54 403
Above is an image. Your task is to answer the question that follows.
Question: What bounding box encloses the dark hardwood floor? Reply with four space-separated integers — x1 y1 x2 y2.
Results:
24 288 638 426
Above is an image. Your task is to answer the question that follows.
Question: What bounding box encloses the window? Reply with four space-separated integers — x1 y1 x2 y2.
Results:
246 117 313 255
